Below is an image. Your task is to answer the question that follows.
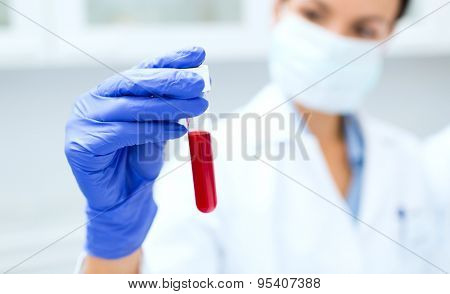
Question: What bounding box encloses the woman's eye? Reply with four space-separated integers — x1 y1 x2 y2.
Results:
354 26 377 39
302 9 323 22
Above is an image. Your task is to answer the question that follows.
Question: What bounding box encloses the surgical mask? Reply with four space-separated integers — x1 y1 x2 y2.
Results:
269 14 384 114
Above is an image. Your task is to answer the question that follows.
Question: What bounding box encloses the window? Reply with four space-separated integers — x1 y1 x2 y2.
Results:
86 0 242 25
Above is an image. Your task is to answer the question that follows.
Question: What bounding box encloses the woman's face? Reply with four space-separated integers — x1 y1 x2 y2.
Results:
275 0 402 40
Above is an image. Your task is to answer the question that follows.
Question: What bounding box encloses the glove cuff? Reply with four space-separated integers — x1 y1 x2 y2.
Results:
85 184 157 259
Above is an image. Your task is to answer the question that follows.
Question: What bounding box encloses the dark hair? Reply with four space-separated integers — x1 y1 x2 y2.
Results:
397 0 410 19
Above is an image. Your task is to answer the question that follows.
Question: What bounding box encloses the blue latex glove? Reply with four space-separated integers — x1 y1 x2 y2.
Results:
65 47 208 259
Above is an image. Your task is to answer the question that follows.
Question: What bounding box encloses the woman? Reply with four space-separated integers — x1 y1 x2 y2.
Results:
65 0 442 273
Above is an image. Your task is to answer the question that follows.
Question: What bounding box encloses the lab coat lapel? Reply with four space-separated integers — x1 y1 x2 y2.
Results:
356 113 397 225
254 85 362 272
268 134 363 273
253 84 357 220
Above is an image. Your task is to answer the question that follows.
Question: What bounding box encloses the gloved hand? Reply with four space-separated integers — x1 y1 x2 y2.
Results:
65 47 208 259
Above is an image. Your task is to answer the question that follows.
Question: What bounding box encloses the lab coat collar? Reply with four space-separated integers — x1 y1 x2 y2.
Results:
241 84 312 145
246 84 367 147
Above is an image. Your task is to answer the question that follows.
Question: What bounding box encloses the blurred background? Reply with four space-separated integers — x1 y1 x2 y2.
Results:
0 0 449 273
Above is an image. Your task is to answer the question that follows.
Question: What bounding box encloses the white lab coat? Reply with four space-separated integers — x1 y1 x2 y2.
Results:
423 126 450 205
142 85 441 274
422 126 450 269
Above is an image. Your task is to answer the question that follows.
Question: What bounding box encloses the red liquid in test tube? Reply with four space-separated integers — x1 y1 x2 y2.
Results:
188 131 217 213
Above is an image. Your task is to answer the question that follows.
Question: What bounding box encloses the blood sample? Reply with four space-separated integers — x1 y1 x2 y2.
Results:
182 65 216 213
188 131 217 213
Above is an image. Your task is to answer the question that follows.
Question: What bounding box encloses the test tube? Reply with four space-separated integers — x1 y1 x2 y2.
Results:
182 65 217 213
